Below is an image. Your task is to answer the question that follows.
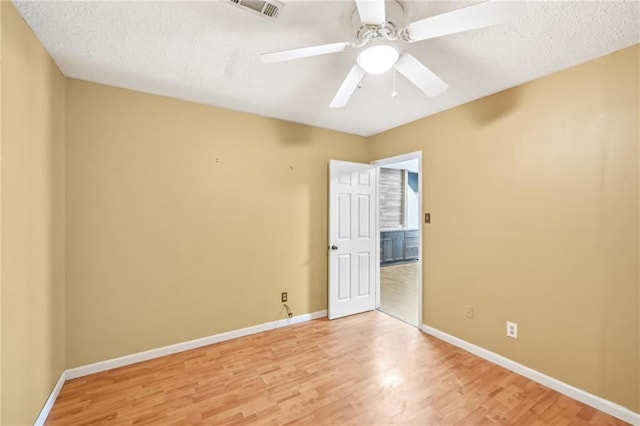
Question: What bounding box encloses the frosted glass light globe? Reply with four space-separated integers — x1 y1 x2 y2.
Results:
357 45 399 75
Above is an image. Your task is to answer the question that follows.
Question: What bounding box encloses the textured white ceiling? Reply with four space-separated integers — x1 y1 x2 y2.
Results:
14 0 640 136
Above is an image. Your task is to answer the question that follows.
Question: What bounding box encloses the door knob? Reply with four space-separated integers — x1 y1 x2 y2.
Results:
330 245 338 250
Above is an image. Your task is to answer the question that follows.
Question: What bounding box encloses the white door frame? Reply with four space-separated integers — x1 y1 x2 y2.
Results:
371 151 423 327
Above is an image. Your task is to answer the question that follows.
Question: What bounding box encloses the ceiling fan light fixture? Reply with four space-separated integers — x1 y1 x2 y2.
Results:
357 45 399 74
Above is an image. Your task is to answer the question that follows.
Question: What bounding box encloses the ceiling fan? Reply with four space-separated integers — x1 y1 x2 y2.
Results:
260 0 521 108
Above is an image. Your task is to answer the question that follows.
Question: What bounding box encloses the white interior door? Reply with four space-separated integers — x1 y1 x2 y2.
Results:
328 160 377 320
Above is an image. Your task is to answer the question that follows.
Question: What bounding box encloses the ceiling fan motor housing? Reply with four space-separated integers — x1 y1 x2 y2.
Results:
357 22 398 44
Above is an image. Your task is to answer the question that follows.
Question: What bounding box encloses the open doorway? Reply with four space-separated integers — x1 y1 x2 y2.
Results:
373 152 422 328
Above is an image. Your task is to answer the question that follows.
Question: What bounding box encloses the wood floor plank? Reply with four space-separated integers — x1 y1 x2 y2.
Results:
46 311 630 425
380 262 418 325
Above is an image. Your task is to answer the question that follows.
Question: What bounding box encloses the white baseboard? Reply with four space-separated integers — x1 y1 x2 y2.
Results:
35 310 325 425
66 309 327 380
40 314 636 425
34 310 322 424
422 324 640 426
33 310 324 425
34 371 66 426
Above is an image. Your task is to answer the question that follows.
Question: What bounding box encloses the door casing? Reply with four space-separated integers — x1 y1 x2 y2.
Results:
371 151 423 328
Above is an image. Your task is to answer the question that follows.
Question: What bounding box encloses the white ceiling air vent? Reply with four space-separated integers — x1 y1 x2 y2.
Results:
228 0 284 20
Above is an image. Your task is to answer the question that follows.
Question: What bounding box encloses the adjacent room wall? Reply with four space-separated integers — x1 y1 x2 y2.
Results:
367 45 640 412
1 2 66 424
65 79 368 367
379 168 405 229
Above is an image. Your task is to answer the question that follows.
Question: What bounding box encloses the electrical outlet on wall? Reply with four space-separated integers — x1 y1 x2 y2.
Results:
281 292 288 303
464 305 473 319
507 321 518 339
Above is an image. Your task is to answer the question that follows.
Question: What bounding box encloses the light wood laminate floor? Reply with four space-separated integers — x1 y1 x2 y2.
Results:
47 311 628 425
380 261 419 325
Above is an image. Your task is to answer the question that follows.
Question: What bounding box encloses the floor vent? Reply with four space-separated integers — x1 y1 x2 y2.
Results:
228 0 284 20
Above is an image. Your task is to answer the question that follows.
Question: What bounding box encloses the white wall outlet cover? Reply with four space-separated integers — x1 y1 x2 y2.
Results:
507 321 518 339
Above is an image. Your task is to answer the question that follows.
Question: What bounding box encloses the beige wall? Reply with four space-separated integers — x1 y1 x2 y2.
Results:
368 45 640 412
1 2 66 425
65 79 368 367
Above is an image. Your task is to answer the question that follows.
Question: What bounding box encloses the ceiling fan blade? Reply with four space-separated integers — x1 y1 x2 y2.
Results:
261 41 355 64
355 0 386 26
394 53 448 97
402 0 522 42
330 65 366 109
